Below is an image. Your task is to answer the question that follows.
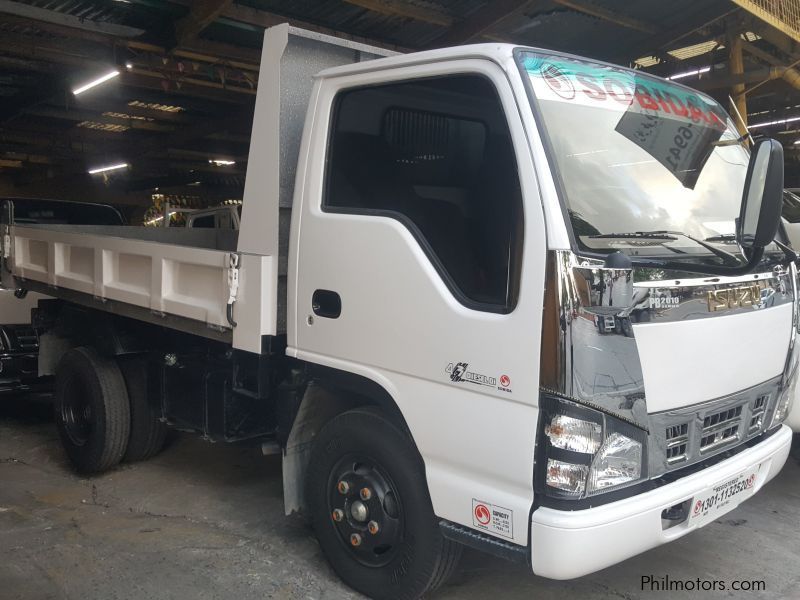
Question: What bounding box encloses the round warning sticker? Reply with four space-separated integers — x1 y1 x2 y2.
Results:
474 503 491 525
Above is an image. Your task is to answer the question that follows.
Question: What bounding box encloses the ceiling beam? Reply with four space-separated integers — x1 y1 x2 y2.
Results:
165 0 408 51
612 5 739 64
0 36 255 105
0 0 144 38
691 66 784 90
21 106 177 133
175 0 235 45
0 53 57 74
129 113 252 160
743 39 784 66
425 0 532 48
552 0 656 34
742 14 800 59
63 98 194 124
731 0 800 44
196 0 409 51
343 0 453 27
0 8 260 70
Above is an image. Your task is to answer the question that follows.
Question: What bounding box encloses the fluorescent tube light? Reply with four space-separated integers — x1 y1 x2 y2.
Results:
666 67 710 81
749 116 800 129
73 70 120 96
88 162 128 174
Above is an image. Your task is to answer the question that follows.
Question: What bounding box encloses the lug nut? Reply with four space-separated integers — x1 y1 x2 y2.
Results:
359 487 372 500
337 481 350 495
332 509 344 522
368 520 380 535
350 533 362 547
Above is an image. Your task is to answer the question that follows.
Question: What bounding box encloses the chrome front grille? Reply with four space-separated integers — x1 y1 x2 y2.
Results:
750 394 769 432
649 378 781 478
665 423 688 464
700 405 743 454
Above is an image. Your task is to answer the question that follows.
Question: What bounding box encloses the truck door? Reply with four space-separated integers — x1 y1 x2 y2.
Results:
291 60 548 544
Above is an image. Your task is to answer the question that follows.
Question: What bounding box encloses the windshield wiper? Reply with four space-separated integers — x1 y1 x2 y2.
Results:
589 231 677 240
703 234 736 243
590 230 741 266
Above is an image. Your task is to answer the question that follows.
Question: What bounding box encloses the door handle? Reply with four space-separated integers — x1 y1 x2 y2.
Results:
312 289 341 319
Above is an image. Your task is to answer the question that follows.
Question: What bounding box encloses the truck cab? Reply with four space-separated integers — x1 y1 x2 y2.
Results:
283 40 795 582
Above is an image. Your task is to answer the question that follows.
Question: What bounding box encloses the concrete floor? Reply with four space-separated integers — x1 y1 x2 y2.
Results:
2 396 800 600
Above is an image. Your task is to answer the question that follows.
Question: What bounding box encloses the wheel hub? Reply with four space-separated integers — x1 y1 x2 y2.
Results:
60 379 92 447
328 457 403 567
350 500 369 522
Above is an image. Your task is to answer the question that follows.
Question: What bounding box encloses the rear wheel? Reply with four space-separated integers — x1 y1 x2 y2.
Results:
120 357 166 462
307 406 461 599
54 347 130 474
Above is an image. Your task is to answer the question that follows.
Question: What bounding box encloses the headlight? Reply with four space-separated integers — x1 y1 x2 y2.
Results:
587 433 642 494
537 394 647 500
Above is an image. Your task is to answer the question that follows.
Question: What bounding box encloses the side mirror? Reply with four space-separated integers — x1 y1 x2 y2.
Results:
737 138 784 249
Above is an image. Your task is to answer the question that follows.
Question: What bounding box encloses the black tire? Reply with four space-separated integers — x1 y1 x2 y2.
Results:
120 357 166 462
307 406 462 600
54 347 130 474
621 318 634 338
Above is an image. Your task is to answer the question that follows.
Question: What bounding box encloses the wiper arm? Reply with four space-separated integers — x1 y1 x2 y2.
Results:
703 234 736 243
589 231 677 240
704 233 797 266
663 231 741 266
590 230 740 265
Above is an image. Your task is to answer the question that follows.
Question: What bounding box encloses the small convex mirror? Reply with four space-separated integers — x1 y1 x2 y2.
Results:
738 138 784 249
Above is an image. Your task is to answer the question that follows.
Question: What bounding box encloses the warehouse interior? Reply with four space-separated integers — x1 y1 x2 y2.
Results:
3 2 800 600
1 0 800 221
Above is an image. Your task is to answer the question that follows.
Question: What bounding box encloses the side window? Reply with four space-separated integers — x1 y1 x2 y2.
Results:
324 75 524 311
190 214 216 229
783 191 800 224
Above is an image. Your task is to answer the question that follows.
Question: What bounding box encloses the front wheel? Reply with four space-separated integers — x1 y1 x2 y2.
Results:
307 407 461 599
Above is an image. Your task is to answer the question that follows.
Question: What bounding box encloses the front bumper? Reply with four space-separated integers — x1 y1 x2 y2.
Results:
530 425 792 579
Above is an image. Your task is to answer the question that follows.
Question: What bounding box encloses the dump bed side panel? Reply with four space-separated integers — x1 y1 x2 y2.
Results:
10 224 234 335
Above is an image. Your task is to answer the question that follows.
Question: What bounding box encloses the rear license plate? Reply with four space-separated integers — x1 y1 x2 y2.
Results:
688 465 761 527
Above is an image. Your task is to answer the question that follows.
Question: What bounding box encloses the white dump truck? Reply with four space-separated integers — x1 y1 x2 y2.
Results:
1 25 797 599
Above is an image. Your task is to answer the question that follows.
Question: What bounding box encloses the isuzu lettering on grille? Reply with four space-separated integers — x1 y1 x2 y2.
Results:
706 284 761 312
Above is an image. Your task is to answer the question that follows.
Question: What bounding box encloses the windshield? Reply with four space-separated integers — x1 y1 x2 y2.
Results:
517 50 755 264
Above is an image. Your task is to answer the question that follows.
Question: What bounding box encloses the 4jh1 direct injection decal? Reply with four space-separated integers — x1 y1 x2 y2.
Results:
445 363 512 393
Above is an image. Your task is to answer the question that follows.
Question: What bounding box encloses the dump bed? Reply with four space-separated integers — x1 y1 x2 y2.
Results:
5 224 239 341
0 25 394 352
